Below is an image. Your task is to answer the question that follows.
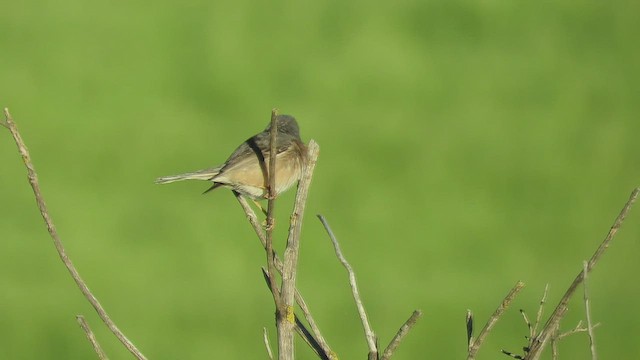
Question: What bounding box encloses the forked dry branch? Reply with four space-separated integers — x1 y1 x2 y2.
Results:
524 188 638 360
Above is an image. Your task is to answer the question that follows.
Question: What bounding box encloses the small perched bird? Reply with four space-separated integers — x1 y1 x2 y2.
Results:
156 115 307 200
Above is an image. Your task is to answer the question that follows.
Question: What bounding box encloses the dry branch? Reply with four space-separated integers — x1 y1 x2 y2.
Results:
582 261 598 360
2 108 147 360
76 315 109 360
235 191 334 359
263 327 275 360
318 215 378 359
533 284 549 340
261 268 329 359
466 310 474 352
266 109 284 315
525 188 639 360
467 281 525 360
278 140 320 358
380 310 423 360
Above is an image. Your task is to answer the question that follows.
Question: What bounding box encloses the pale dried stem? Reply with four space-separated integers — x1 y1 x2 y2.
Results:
467 281 525 360
525 188 639 360
466 310 474 352
317 215 378 359
3 108 147 360
556 321 600 340
265 109 283 315
261 268 329 360
76 315 109 360
235 193 334 359
263 327 274 360
380 310 423 360
582 261 598 360
278 140 320 359
532 284 549 339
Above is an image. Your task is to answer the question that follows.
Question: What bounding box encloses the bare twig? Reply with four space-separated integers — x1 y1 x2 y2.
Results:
550 329 559 360
380 310 423 360
263 327 274 360
279 140 320 359
583 261 598 360
3 108 147 360
292 286 336 359
235 193 334 358
547 321 601 360
467 281 525 360
261 268 329 360
265 109 284 319
76 315 109 360
525 188 639 360
519 310 532 340
318 214 378 359
504 284 550 359
466 310 474 352
532 284 549 340
556 321 601 340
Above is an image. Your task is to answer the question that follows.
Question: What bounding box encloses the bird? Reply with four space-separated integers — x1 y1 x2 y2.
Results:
155 114 307 201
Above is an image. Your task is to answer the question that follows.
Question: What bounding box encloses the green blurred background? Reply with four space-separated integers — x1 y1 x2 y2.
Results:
2 1 639 359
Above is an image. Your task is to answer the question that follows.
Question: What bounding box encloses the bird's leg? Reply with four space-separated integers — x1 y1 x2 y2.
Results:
253 199 268 217
253 199 276 230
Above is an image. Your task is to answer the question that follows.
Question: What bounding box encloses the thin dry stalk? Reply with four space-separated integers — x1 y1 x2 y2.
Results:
525 188 639 360
554 321 600 340
582 261 597 360
261 268 329 360
317 215 378 359
380 310 423 360
278 141 320 359
466 310 474 351
532 284 549 339
76 315 109 360
235 193 334 358
292 286 336 359
265 109 283 315
519 310 532 342
263 327 275 360
550 329 559 360
467 281 525 360
3 108 147 360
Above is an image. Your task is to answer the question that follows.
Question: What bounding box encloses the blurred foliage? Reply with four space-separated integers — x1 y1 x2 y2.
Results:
1 0 640 359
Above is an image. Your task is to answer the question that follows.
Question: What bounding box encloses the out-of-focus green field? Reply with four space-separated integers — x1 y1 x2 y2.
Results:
1 1 639 359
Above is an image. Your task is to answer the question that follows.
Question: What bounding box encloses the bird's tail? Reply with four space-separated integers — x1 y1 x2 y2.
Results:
155 167 221 184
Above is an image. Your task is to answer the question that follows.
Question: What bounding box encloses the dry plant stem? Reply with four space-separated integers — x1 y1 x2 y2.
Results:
279 141 320 359
291 285 335 359
466 310 474 351
2 108 147 360
77 315 109 360
264 327 275 360
235 193 334 359
550 329 559 360
266 109 284 316
467 281 525 360
520 310 532 338
318 215 378 359
556 321 601 340
532 284 549 339
380 310 423 360
262 268 328 360
583 261 598 360
525 188 639 360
